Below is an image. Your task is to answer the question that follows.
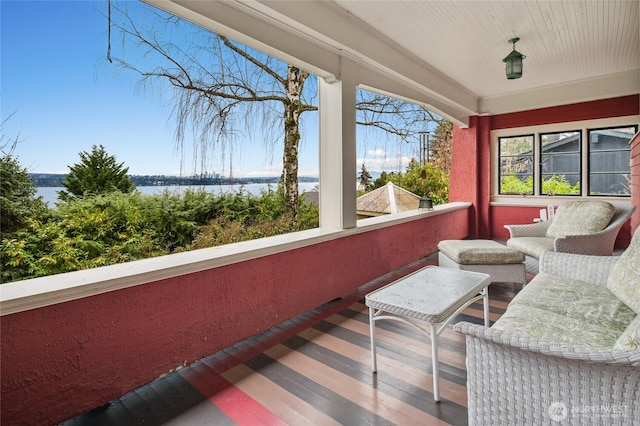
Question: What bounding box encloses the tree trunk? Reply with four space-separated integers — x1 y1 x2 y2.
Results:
282 66 304 224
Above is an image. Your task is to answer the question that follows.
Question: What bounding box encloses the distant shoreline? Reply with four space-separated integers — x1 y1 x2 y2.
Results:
28 173 319 188
36 182 320 206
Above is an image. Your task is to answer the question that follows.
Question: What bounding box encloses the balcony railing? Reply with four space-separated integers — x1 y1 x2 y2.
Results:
62 254 519 425
1 202 471 425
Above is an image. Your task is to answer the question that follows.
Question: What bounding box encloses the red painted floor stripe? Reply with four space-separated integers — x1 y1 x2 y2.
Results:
181 365 287 426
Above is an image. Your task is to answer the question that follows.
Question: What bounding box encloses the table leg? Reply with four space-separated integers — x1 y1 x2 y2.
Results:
369 307 377 373
482 287 490 326
430 322 440 402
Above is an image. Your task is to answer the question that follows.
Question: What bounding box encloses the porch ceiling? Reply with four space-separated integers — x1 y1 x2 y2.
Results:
334 0 639 102
152 1 638 122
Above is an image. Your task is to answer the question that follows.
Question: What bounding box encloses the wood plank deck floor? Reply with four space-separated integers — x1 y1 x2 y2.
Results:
61 256 522 426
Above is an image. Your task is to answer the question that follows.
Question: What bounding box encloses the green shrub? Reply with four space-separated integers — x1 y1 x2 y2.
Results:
542 175 580 195
2 185 321 282
500 174 533 194
1 192 168 282
373 160 449 204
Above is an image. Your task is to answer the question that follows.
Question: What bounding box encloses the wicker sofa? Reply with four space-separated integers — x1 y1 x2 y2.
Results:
505 201 635 274
454 226 640 426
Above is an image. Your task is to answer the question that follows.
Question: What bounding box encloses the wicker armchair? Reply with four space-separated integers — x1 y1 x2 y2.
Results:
505 202 635 274
454 232 640 426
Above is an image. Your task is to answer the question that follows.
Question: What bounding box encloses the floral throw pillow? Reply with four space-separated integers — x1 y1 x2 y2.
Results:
614 315 640 351
546 201 615 238
607 228 640 314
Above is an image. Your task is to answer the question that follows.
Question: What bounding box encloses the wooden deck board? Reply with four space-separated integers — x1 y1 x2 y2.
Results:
60 259 522 426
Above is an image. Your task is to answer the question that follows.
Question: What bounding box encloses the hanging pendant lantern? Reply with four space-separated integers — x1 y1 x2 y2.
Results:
419 195 433 210
502 37 526 79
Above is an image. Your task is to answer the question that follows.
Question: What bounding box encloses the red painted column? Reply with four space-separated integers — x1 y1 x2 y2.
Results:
449 116 492 238
476 116 492 238
450 117 479 236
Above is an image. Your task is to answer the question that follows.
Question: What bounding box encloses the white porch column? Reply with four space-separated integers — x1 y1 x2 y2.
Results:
318 58 357 230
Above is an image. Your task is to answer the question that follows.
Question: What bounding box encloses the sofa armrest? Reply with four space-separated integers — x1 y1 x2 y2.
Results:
504 221 550 238
454 322 640 425
454 322 639 365
538 251 619 285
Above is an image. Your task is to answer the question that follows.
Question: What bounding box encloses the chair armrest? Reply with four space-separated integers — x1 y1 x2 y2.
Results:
554 227 622 255
553 203 634 255
503 221 550 238
538 251 619 285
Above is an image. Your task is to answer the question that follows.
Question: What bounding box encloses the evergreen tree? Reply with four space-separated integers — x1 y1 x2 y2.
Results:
59 145 135 201
373 171 390 189
429 120 453 173
0 154 48 239
359 163 373 191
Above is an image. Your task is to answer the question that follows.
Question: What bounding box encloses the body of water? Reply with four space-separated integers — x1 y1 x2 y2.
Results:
37 182 319 206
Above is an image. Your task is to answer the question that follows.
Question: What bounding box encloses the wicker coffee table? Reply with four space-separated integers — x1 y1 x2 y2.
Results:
365 266 490 402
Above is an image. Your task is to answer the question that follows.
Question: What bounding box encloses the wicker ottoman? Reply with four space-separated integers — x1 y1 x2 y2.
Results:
437 239 526 286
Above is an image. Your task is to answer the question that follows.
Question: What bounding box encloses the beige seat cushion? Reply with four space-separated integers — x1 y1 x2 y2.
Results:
492 304 624 348
509 273 636 332
506 237 555 259
438 239 524 265
546 201 615 238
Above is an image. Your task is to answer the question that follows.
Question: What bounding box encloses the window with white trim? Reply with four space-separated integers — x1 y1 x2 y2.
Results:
497 124 636 197
498 135 534 195
588 126 636 196
540 130 581 195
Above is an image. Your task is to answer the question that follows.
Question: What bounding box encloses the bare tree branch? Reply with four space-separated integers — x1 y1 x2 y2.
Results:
107 3 321 222
106 2 449 224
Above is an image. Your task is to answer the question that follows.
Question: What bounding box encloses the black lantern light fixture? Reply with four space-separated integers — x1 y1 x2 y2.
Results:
419 195 433 211
502 37 526 79
418 169 433 210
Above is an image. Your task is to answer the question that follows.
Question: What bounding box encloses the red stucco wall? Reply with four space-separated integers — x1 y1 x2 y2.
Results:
1 209 469 425
631 131 640 234
490 94 640 130
489 206 542 239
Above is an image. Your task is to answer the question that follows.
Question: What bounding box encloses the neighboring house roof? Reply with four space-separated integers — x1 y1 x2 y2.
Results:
518 129 632 157
357 182 420 217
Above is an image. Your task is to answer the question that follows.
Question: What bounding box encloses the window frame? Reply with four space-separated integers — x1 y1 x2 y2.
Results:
497 134 535 195
491 116 639 202
586 124 638 197
538 129 582 196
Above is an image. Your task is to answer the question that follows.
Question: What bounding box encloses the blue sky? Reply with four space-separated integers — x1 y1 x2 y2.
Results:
2 1 417 178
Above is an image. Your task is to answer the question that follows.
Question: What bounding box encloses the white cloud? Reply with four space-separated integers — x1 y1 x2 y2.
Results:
234 164 282 178
368 148 387 157
358 154 412 173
